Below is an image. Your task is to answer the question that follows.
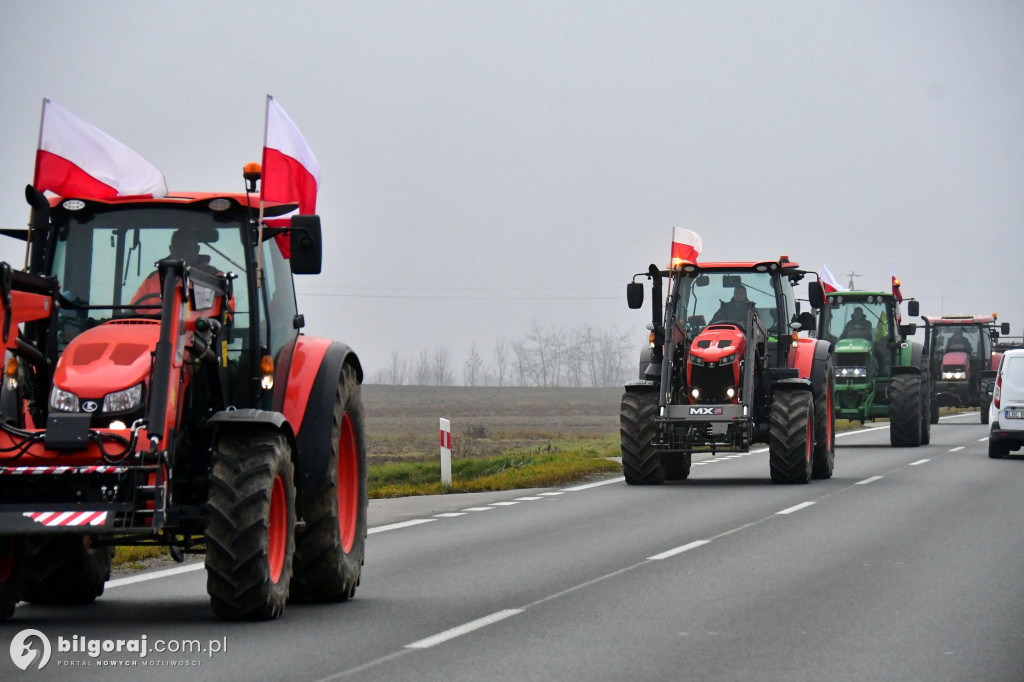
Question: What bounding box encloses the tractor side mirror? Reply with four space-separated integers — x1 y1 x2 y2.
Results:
289 215 323 275
807 281 825 310
907 300 920 317
1001 322 1010 335
899 323 917 337
626 282 644 309
796 311 816 332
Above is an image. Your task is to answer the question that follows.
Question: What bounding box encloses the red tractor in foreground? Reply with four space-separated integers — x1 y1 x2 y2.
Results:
0 172 367 620
621 256 834 484
921 314 1010 424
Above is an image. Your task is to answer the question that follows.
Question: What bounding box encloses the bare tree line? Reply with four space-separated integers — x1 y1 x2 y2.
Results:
375 322 635 387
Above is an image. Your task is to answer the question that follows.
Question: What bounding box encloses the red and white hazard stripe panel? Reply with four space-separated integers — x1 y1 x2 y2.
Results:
22 511 108 527
0 465 127 475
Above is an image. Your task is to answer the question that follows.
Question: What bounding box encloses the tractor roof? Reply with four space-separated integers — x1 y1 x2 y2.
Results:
924 314 998 325
676 257 803 273
46 192 297 211
826 290 893 299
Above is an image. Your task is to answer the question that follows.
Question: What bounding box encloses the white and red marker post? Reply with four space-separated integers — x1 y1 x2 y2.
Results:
439 418 452 487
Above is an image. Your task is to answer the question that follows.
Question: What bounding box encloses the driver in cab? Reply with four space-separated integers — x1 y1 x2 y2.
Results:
711 285 750 324
132 229 219 305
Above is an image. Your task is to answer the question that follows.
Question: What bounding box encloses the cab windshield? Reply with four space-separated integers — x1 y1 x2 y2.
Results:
674 270 791 338
827 298 891 344
932 324 982 358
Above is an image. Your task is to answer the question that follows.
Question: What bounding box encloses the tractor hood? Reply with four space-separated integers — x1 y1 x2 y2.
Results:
942 351 969 369
690 324 746 363
53 320 160 398
835 337 872 354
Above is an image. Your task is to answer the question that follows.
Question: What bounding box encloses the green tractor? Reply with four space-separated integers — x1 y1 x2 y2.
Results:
819 292 930 446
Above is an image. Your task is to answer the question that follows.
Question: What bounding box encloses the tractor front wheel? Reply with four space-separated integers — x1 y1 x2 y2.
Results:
769 390 814 484
206 429 295 620
890 374 923 447
812 356 835 479
291 365 368 602
0 538 23 619
621 390 664 485
19 535 112 605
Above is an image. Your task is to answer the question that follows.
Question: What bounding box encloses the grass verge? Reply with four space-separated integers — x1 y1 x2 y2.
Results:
369 436 622 498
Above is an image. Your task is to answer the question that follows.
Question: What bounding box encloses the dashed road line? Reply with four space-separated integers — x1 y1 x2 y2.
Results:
776 501 816 515
405 609 524 649
909 459 930 466
368 518 436 535
949 446 965 452
856 476 883 485
648 539 711 561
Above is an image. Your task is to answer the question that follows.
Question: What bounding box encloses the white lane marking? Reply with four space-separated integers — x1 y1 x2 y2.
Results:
949 446 965 452
490 501 520 507
856 476 883 485
462 507 495 512
836 426 889 438
539 492 564 496
691 462 707 466
433 513 465 518
368 518 436 535
909 459 930 466
979 437 989 442
405 609 524 649
515 496 544 501
776 501 816 515
107 562 204 589
562 477 625 491
648 540 711 561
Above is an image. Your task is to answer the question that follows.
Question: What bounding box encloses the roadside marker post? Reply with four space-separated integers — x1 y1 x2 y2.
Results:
440 418 452 487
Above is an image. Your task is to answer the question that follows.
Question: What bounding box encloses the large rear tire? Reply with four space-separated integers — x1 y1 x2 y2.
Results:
920 369 932 444
890 374 923 447
620 390 664 485
812 356 835 479
0 538 23 620
291 365 368 602
19 535 112 605
660 452 691 481
206 429 295 620
769 390 814 484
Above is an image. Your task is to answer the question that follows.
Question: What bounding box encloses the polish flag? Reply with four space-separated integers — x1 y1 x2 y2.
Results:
670 227 702 267
261 96 320 257
820 264 846 293
33 99 167 199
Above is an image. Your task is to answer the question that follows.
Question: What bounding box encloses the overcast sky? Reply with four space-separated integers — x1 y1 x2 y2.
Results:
1 1 1021 380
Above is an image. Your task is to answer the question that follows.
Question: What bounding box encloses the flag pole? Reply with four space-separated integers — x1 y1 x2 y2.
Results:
255 95 271 290
26 98 49 270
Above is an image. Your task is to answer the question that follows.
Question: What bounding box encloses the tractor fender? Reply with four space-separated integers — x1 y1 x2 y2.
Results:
206 409 298 458
770 377 813 394
624 380 657 393
788 338 819 380
808 339 833 391
285 339 363 505
895 340 925 371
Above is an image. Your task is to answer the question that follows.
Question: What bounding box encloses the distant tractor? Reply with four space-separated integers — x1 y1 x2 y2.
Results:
621 256 834 485
818 292 930 446
921 315 1010 424
0 171 367 620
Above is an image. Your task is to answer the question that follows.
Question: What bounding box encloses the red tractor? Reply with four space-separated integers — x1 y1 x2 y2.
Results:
621 256 834 484
0 171 367 620
921 314 1010 424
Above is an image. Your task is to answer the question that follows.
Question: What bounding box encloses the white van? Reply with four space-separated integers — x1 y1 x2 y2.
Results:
988 348 1024 458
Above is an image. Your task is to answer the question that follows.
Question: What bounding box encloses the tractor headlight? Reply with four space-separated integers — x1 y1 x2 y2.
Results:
719 353 737 366
689 355 705 366
836 367 867 378
103 383 143 412
49 386 80 412
942 370 966 381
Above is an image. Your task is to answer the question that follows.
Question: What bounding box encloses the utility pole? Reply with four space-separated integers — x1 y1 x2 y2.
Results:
845 271 861 290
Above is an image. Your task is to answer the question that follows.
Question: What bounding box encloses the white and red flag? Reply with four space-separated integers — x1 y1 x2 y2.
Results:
820 264 846 293
260 95 320 257
669 227 702 267
33 99 167 199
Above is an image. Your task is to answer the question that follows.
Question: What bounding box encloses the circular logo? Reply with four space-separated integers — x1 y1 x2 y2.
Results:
10 629 51 670
82 401 98 413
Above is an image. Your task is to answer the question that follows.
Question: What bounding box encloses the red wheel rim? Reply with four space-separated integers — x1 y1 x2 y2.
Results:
268 474 287 583
0 538 13 583
827 383 834 448
338 413 359 553
806 415 813 464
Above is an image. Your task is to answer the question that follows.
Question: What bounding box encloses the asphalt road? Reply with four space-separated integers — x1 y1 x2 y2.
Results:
4 412 1023 681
